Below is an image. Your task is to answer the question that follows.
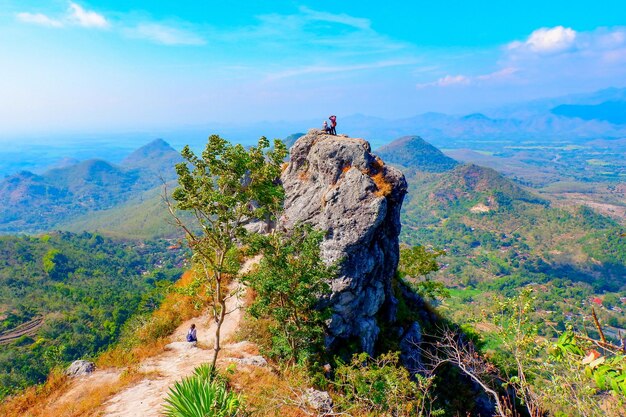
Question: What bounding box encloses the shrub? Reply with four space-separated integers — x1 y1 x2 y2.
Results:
244 224 334 365
163 364 242 417
333 352 441 416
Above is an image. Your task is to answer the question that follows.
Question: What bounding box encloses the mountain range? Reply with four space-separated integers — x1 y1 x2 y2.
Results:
0 139 181 234
184 87 626 146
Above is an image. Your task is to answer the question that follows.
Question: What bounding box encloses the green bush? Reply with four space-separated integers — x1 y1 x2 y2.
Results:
163 364 242 417
333 352 442 416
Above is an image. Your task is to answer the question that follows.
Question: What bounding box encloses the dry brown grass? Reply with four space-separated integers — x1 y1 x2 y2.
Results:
281 162 289 172
0 369 151 417
372 171 393 197
341 164 352 174
227 365 313 417
98 270 199 368
2 269 200 415
298 170 310 181
0 369 69 417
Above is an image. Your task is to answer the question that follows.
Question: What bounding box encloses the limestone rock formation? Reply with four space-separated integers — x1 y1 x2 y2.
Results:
65 360 95 377
280 129 407 353
304 388 333 414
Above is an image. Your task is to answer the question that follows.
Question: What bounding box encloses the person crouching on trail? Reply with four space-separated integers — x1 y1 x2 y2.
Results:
329 115 337 135
187 323 197 345
323 120 332 134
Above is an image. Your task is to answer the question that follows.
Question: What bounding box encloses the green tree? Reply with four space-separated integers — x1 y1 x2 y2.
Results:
244 224 334 364
602 293 620 309
168 134 287 369
398 245 448 299
42 249 70 280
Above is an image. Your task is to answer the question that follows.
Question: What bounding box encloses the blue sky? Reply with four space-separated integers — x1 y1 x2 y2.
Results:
1 1 626 136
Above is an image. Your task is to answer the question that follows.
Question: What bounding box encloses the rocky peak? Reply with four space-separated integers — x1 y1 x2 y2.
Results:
280 129 407 354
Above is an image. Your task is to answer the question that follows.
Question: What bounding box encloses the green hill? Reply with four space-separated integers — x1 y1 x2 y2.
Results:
400 158 626 341
60 184 182 239
375 135 459 172
0 140 182 234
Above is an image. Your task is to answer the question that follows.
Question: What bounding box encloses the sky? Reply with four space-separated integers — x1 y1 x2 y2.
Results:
1 0 626 136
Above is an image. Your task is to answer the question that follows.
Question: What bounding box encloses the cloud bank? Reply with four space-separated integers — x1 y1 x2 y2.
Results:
416 26 626 92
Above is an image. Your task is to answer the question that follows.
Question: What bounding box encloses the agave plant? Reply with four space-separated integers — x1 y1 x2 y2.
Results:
163 364 241 417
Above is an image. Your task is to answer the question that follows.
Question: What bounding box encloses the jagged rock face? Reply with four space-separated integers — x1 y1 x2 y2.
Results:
280 129 407 353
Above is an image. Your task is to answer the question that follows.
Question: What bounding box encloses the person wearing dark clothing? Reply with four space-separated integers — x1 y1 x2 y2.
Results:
329 115 337 135
322 120 332 134
186 323 197 343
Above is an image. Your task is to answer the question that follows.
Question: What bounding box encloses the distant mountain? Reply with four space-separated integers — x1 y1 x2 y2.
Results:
429 164 547 208
401 156 623 291
341 88 626 144
0 139 181 234
487 87 626 118
121 138 183 173
552 101 626 125
375 135 458 172
61 185 180 239
337 112 626 146
282 133 305 148
402 163 547 222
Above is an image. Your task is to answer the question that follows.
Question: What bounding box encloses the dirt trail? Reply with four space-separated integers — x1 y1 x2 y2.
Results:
50 258 258 417
102 282 246 417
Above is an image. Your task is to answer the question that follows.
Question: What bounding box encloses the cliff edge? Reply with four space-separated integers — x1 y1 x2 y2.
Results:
280 129 407 354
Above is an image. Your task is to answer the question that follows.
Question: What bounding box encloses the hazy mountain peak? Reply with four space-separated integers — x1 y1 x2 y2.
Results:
462 113 491 121
121 139 177 167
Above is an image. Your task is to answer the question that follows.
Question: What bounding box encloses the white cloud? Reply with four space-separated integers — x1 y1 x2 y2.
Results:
416 67 518 89
16 12 63 28
416 74 469 88
508 26 576 54
476 67 518 81
68 2 108 28
126 23 205 46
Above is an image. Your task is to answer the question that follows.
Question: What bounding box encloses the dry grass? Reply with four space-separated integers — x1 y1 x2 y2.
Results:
98 270 199 368
0 369 150 417
372 171 393 197
49 370 146 417
2 269 200 415
227 365 313 417
298 170 310 181
341 164 352 174
281 162 289 172
357 158 393 197
0 369 68 417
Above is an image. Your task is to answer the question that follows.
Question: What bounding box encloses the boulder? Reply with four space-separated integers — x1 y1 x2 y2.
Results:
304 388 333 414
280 129 407 353
65 360 95 377
227 355 268 367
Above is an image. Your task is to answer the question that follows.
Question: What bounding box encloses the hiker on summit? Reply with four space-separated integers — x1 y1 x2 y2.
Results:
329 115 337 135
323 120 332 134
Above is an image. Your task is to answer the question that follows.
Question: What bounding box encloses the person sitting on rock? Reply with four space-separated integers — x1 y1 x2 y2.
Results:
186 323 197 345
322 120 332 134
329 115 337 135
